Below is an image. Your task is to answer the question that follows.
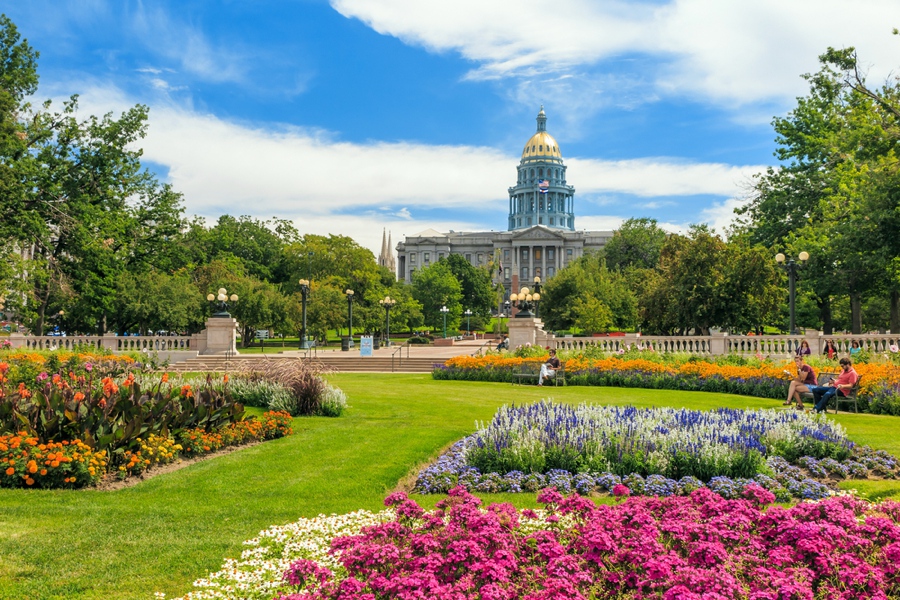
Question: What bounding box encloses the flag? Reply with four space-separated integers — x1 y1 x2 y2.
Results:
498 261 503 274
538 179 549 194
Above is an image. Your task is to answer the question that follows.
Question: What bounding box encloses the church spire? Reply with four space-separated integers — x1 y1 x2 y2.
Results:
378 228 397 278
536 105 547 132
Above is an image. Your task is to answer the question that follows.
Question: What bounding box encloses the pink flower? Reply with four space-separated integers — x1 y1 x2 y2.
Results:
612 484 631 498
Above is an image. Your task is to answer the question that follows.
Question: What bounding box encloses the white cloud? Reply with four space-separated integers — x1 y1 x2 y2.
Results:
698 196 752 237
332 0 899 109
569 157 766 197
66 84 766 255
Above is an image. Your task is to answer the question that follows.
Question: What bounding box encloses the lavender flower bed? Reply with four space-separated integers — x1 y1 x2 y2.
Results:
414 402 897 501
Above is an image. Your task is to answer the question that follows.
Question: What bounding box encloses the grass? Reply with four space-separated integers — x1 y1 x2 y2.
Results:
1 375 899 599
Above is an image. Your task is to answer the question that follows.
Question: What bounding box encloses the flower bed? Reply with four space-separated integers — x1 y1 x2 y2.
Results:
414 402 899 501
0 353 301 487
434 352 900 411
167 487 900 599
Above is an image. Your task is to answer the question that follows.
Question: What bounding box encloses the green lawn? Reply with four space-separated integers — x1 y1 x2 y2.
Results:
0 375 897 599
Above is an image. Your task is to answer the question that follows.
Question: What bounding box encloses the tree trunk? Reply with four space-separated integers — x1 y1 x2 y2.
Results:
850 292 862 334
891 290 900 334
818 297 833 335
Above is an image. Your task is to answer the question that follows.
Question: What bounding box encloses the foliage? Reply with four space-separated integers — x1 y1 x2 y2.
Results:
319 383 347 418
603 217 668 271
228 376 295 409
411 261 463 332
239 358 336 416
539 252 637 332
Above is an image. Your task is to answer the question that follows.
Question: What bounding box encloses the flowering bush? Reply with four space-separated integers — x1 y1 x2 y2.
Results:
435 352 900 410
0 432 107 488
412 402 897 501
170 487 900 599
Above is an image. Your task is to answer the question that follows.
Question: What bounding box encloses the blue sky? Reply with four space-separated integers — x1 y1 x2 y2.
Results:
4 1 897 255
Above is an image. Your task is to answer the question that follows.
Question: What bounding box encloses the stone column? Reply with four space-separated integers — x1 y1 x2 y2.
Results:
528 245 533 280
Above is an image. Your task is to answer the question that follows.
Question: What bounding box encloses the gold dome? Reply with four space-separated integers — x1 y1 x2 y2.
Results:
521 131 561 160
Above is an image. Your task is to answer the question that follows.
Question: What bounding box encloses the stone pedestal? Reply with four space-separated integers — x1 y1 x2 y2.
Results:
200 316 238 355
508 317 542 349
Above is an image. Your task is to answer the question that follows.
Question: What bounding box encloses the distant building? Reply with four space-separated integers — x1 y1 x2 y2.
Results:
395 107 613 288
378 229 396 273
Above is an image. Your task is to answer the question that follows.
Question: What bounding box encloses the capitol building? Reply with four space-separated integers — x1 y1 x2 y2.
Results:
394 107 613 286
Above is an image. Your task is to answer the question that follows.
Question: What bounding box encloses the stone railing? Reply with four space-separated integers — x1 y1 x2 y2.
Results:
553 332 900 358
10 333 196 353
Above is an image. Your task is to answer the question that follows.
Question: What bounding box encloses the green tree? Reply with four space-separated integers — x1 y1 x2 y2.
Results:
604 217 668 271
411 262 462 333
440 254 495 319
540 253 637 332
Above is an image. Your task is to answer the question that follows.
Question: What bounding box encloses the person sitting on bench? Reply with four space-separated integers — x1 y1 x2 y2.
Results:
538 349 560 386
783 355 816 409
809 357 858 414
496 336 509 351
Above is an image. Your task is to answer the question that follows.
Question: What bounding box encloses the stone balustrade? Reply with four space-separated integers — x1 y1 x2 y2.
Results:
10 333 196 353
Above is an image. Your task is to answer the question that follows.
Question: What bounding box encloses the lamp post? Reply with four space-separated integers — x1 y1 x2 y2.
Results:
775 251 809 335
344 289 354 349
533 276 542 318
464 309 472 335
298 279 311 349
503 300 510 333
207 287 239 317
510 285 539 318
440 305 449 338
379 296 396 346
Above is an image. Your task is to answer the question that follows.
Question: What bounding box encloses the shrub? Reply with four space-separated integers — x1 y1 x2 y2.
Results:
0 432 107 488
319 384 347 417
239 359 331 417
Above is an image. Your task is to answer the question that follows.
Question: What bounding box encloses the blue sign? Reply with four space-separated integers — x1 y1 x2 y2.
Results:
360 336 373 357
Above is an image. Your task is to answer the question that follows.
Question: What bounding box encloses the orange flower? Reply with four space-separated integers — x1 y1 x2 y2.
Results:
180 384 194 399
4 467 13 476
223 374 229 383
25 477 34 486
101 377 119 397
73 392 85 402
161 373 169 383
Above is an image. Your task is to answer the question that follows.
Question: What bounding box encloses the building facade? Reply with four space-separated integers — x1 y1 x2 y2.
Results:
395 107 613 286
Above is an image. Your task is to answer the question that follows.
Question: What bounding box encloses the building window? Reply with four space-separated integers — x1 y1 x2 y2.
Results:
521 267 529 280
517 218 521 227
539 199 544 211
548 248 555 260
505 270 510 281
566 249 573 257
548 267 555 277
527 218 532 226
522 248 529 260
424 252 430 264
535 267 542 278
504 249 510 260
538 217 543 224
410 253 416 263
438 252 444 259
477 253 484 264
539 145 543 151
539 168 543 178
530 168 535 178
534 249 541 260
409 268 415 278
465 253 472 263
550 217 555 225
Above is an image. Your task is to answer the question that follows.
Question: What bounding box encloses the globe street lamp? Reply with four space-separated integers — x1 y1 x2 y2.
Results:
298 279 311 349
379 296 396 346
533 276 542 318
440 305 449 338
775 251 809 335
207 287 239 317
344 289 355 350
464 309 472 335
510 285 539 318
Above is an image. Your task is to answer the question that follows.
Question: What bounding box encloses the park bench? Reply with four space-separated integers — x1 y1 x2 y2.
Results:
512 362 566 386
798 372 862 413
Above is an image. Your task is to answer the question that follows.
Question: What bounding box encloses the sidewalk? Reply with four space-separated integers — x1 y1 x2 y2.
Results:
276 338 493 360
